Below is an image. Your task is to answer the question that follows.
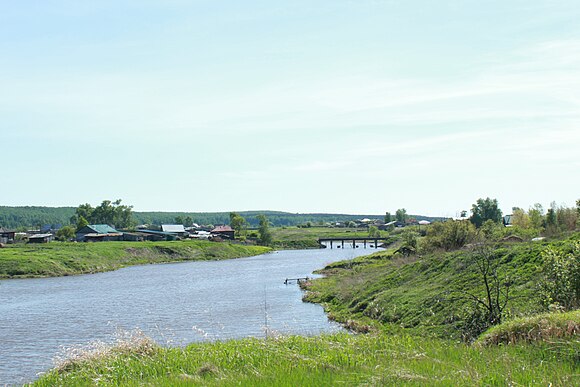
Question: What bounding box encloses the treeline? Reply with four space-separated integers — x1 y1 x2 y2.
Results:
0 206 75 230
0 206 439 230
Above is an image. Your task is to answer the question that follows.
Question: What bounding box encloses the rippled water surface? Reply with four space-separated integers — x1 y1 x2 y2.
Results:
0 245 377 384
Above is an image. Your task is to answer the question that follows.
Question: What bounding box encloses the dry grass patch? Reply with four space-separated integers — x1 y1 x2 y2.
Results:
476 310 580 346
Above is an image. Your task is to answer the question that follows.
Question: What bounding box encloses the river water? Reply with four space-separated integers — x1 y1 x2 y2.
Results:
0 244 377 385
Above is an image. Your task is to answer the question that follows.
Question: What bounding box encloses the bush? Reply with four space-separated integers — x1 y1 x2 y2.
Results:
425 220 476 251
539 241 580 310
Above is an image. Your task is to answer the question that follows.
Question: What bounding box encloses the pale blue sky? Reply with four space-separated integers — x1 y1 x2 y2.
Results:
1 1 579 216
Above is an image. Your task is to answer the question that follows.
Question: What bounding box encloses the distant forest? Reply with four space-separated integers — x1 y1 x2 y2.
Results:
0 206 442 230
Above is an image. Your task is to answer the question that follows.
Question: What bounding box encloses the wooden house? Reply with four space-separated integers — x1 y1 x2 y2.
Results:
28 233 54 243
211 225 235 240
76 224 122 242
0 227 16 244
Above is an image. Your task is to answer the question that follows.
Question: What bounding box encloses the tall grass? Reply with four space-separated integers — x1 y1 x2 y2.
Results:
34 331 578 386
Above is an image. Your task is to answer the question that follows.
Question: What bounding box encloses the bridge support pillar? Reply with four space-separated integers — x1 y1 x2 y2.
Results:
375 239 378 248
330 241 333 249
364 240 367 248
341 240 344 248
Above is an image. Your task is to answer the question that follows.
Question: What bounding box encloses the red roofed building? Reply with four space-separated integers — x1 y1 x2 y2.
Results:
211 225 235 240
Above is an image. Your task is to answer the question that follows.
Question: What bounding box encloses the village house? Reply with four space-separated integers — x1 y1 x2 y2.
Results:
161 224 188 237
0 227 16 244
76 224 123 242
211 225 235 240
28 233 54 244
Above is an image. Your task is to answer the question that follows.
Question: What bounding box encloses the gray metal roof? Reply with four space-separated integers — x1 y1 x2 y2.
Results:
161 224 186 233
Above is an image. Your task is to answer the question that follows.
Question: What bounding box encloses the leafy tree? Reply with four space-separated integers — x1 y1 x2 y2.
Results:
469 198 502 228
384 212 393 223
528 203 544 230
556 206 578 231
72 199 135 229
511 208 531 229
257 214 272 246
395 208 408 223
539 241 580 310
76 216 89 232
396 229 419 256
55 226 76 241
174 216 184 225
368 225 380 238
70 203 93 225
229 212 248 239
426 220 476 251
184 216 193 227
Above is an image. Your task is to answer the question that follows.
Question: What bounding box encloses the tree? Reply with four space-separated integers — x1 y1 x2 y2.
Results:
426 220 476 251
469 198 502 228
528 203 544 230
460 242 512 339
76 216 89 232
395 208 408 223
55 226 76 241
72 199 135 229
539 241 580 311
229 212 248 239
556 206 578 231
396 229 418 256
368 225 380 238
70 203 94 225
384 212 393 223
511 207 531 229
257 214 272 246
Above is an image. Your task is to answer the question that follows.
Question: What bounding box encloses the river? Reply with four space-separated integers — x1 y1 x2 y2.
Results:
0 244 377 385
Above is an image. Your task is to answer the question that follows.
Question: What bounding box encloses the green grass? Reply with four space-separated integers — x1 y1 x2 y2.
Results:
0 241 271 279
30 232 580 386
302 235 580 339
477 309 580 346
34 331 578 386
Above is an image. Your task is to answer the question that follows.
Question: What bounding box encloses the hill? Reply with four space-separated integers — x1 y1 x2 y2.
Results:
0 206 442 229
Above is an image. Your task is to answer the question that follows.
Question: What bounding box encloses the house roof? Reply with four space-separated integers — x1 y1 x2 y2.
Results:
212 225 234 233
82 224 119 234
28 233 54 239
0 227 15 233
161 224 186 233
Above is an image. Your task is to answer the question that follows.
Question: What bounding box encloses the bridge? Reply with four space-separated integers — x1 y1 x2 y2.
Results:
318 237 387 249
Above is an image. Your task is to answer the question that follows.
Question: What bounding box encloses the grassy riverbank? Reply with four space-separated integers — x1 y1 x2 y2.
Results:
33 326 577 386
0 241 271 279
303 233 580 338
31 232 580 385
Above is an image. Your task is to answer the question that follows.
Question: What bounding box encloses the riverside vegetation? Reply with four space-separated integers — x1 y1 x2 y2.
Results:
0 241 270 279
23 198 580 384
33 231 579 385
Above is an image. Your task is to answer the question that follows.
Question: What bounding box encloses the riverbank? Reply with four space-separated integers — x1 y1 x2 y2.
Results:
302 233 579 339
33 325 577 386
32 233 579 385
0 241 271 279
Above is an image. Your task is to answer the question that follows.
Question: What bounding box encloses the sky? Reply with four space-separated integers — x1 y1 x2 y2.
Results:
1 1 579 217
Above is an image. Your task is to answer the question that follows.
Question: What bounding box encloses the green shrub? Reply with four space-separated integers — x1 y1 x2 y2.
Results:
425 220 476 251
539 241 580 310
